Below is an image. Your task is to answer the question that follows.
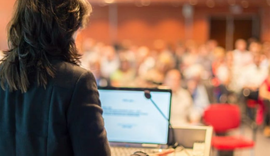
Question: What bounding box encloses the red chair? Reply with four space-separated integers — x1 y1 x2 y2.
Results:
203 104 254 154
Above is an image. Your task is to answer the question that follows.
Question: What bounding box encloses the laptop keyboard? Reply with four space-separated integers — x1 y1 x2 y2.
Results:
110 147 162 156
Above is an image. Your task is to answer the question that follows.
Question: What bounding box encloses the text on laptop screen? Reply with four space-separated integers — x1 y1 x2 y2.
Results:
99 88 172 145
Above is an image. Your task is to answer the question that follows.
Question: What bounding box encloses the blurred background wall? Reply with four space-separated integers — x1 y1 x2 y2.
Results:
0 0 15 50
84 0 270 50
1 0 270 50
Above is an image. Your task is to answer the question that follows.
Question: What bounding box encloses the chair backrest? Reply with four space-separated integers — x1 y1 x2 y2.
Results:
203 104 240 133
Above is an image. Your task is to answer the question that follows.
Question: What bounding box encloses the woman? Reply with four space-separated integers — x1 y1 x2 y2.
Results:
0 0 111 155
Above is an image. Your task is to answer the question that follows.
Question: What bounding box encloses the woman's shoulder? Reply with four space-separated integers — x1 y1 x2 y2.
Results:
53 60 82 73
51 60 94 88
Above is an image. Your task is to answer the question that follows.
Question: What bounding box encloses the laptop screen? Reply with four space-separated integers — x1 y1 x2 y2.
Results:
98 87 172 145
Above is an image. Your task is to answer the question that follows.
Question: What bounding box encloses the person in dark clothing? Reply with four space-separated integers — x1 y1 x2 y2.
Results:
0 0 111 155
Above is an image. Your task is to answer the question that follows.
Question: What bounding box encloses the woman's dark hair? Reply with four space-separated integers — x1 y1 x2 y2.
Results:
0 0 92 93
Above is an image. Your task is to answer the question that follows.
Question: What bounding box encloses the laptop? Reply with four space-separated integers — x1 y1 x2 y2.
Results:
98 87 172 154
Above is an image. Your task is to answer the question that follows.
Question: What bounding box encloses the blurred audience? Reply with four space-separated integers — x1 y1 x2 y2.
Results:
79 38 270 128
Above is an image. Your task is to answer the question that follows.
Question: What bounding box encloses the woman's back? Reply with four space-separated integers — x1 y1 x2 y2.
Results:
0 60 111 156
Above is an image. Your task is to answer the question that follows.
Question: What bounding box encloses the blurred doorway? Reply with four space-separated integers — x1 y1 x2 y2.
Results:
209 16 260 51
210 17 227 49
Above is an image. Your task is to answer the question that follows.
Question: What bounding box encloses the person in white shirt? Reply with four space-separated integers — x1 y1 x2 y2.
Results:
238 52 268 121
239 53 268 91
230 39 253 93
100 46 120 79
163 69 193 126
233 39 253 68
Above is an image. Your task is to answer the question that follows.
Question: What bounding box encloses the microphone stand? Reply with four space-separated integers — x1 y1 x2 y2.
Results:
145 90 178 148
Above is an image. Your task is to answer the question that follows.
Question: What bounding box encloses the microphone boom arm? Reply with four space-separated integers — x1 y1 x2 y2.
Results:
149 98 171 127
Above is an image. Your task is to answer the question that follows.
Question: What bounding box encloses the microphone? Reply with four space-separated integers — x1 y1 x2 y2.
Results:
144 90 177 147
144 90 171 126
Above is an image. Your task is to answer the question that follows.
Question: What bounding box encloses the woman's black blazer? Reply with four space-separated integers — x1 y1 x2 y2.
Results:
0 59 111 156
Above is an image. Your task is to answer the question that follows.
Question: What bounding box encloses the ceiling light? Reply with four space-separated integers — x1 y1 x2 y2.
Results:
104 0 114 4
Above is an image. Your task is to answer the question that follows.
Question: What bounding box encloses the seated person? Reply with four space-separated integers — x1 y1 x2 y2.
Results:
233 39 253 68
163 69 193 126
259 66 270 137
184 64 210 124
230 39 253 94
211 47 230 103
239 53 268 122
239 52 268 95
110 57 136 87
